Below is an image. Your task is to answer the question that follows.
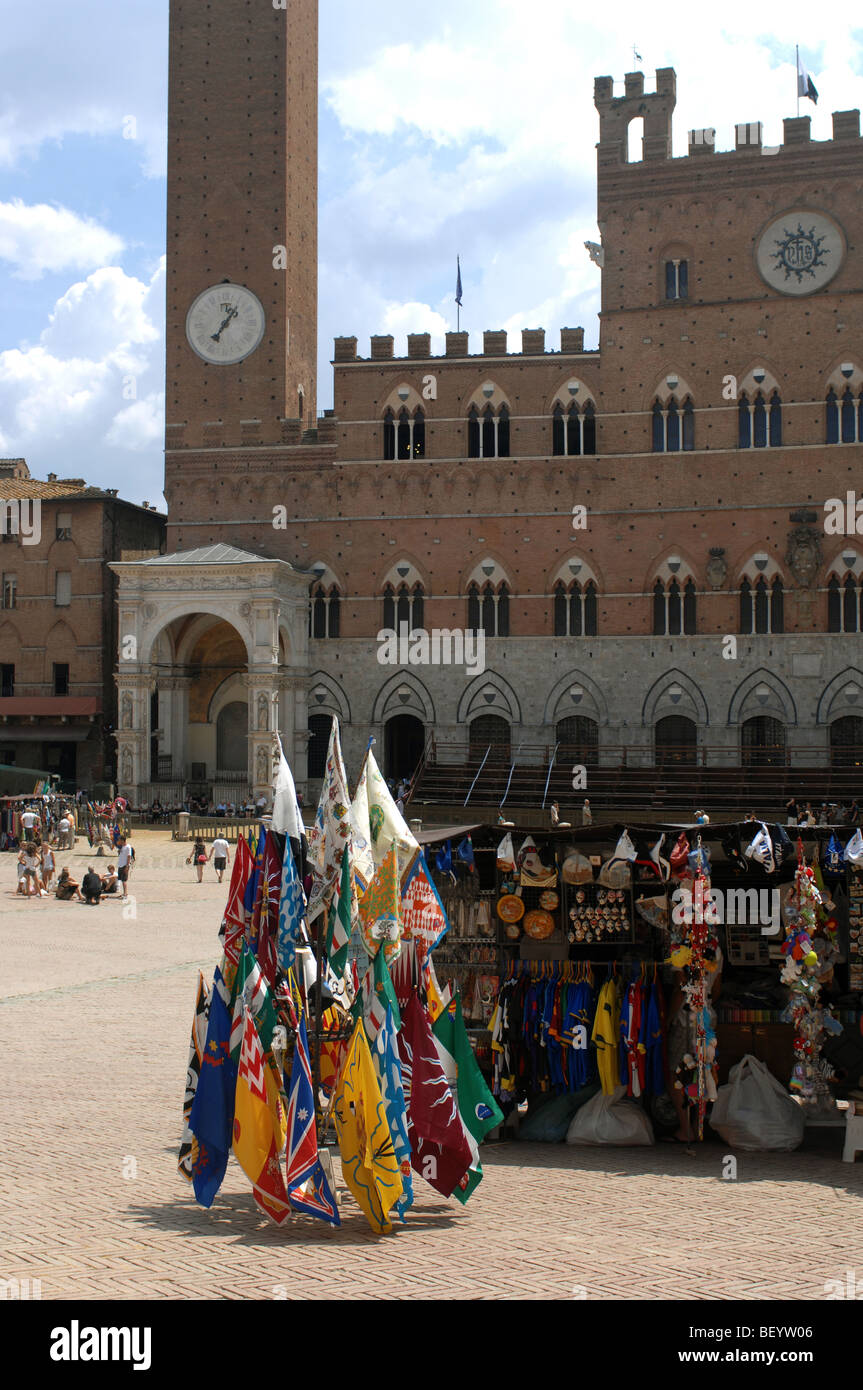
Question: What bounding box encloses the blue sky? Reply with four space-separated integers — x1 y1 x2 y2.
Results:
0 1 860 507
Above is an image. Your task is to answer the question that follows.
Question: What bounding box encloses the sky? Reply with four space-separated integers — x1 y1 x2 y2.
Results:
0 1 860 509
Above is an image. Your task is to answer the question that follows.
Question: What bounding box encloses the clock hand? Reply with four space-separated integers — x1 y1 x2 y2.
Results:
210 307 239 342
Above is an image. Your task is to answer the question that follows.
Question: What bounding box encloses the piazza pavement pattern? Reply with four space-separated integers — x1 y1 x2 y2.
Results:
1 829 861 1301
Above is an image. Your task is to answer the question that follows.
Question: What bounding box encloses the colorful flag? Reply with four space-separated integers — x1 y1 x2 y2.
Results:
178 971 210 1182
277 831 306 975
223 834 254 979
401 852 449 968
457 835 475 872
319 1005 350 1097
244 827 266 940
188 968 236 1209
354 945 401 1043
284 1013 318 1192
233 1006 291 1225
289 1157 341 1227
324 840 352 977
433 993 503 1204
334 1021 402 1234
455 255 463 307
271 733 307 870
351 749 418 892
229 942 277 1063
255 831 284 984
306 717 357 925
397 993 472 1198
373 1005 413 1222
435 839 453 877
358 843 402 962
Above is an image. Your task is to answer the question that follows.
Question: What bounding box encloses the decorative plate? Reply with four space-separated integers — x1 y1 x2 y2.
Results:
539 890 559 910
523 908 555 940
505 921 522 940
497 894 525 924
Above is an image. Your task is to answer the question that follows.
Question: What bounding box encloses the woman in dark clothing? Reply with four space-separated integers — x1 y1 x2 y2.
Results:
186 838 208 883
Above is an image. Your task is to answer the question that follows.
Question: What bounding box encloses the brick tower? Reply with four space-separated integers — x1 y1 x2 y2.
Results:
164 0 318 479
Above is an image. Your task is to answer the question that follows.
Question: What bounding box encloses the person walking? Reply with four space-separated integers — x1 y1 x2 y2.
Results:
208 835 231 884
116 836 134 899
187 838 208 883
582 798 592 827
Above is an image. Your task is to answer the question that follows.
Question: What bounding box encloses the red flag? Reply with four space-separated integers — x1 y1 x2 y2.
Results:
397 993 472 1198
223 835 254 972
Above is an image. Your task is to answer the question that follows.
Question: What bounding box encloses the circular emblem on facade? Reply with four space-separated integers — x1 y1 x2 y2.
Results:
756 210 844 296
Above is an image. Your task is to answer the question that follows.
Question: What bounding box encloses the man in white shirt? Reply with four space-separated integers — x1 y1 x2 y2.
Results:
208 836 231 883
116 838 133 898
21 807 38 837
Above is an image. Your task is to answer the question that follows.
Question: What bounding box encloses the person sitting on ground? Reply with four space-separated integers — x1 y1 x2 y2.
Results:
55 867 83 902
101 863 119 895
81 866 103 905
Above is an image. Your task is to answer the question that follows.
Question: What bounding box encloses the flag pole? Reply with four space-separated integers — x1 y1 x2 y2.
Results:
796 44 800 118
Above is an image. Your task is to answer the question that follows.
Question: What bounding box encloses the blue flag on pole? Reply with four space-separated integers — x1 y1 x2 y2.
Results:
188 967 237 1209
277 835 305 974
289 1157 341 1227
284 1014 318 1192
373 1005 413 1222
243 826 265 916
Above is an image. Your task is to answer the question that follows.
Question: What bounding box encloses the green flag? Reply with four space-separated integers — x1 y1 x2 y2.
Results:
325 844 351 978
352 945 401 1041
433 992 503 1205
229 942 278 1064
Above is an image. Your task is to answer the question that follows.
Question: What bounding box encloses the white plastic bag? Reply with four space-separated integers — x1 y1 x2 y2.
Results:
710 1054 804 1151
565 1084 655 1146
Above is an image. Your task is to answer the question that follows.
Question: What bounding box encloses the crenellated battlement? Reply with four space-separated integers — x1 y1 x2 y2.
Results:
333 327 598 363
595 68 861 167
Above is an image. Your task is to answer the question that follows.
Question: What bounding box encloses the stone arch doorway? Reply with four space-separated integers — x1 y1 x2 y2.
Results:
217 701 248 772
385 714 425 783
741 715 786 767
655 714 697 766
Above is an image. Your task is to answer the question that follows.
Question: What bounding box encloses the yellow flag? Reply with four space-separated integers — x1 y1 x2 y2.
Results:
233 1007 291 1225
334 1021 402 1234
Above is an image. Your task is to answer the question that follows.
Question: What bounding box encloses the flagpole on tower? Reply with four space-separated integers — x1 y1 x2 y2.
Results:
796 44 800 118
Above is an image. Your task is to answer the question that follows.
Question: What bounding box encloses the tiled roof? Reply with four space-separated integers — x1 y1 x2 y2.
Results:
137 544 277 566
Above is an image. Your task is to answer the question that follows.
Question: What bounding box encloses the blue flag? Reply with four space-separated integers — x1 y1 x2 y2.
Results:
289 1157 341 1227
435 839 453 876
284 1014 318 1192
373 1005 413 1223
455 256 463 307
188 968 237 1209
277 836 305 974
457 835 475 872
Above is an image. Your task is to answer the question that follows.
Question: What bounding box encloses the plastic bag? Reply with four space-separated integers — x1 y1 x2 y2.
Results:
519 1084 600 1142
710 1054 804 1151
565 1084 655 1146
669 833 690 874
846 829 863 866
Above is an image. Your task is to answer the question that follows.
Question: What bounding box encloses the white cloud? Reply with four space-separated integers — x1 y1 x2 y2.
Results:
0 258 166 499
0 200 125 281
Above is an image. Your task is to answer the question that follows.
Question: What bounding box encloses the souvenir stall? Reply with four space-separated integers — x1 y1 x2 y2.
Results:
414 816 863 1148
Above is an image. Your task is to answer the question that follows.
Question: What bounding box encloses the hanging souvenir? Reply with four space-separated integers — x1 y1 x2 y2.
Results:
523 908 555 941
669 832 690 875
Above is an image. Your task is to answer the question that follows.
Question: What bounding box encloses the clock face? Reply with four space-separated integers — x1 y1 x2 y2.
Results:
755 210 845 297
185 284 266 364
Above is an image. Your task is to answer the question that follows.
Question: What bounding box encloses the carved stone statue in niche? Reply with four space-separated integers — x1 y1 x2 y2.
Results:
257 693 269 730
256 744 269 786
785 526 822 588
706 547 728 591
121 694 133 729
121 749 133 785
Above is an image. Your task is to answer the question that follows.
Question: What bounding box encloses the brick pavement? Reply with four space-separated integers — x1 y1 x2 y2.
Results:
1 829 861 1301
